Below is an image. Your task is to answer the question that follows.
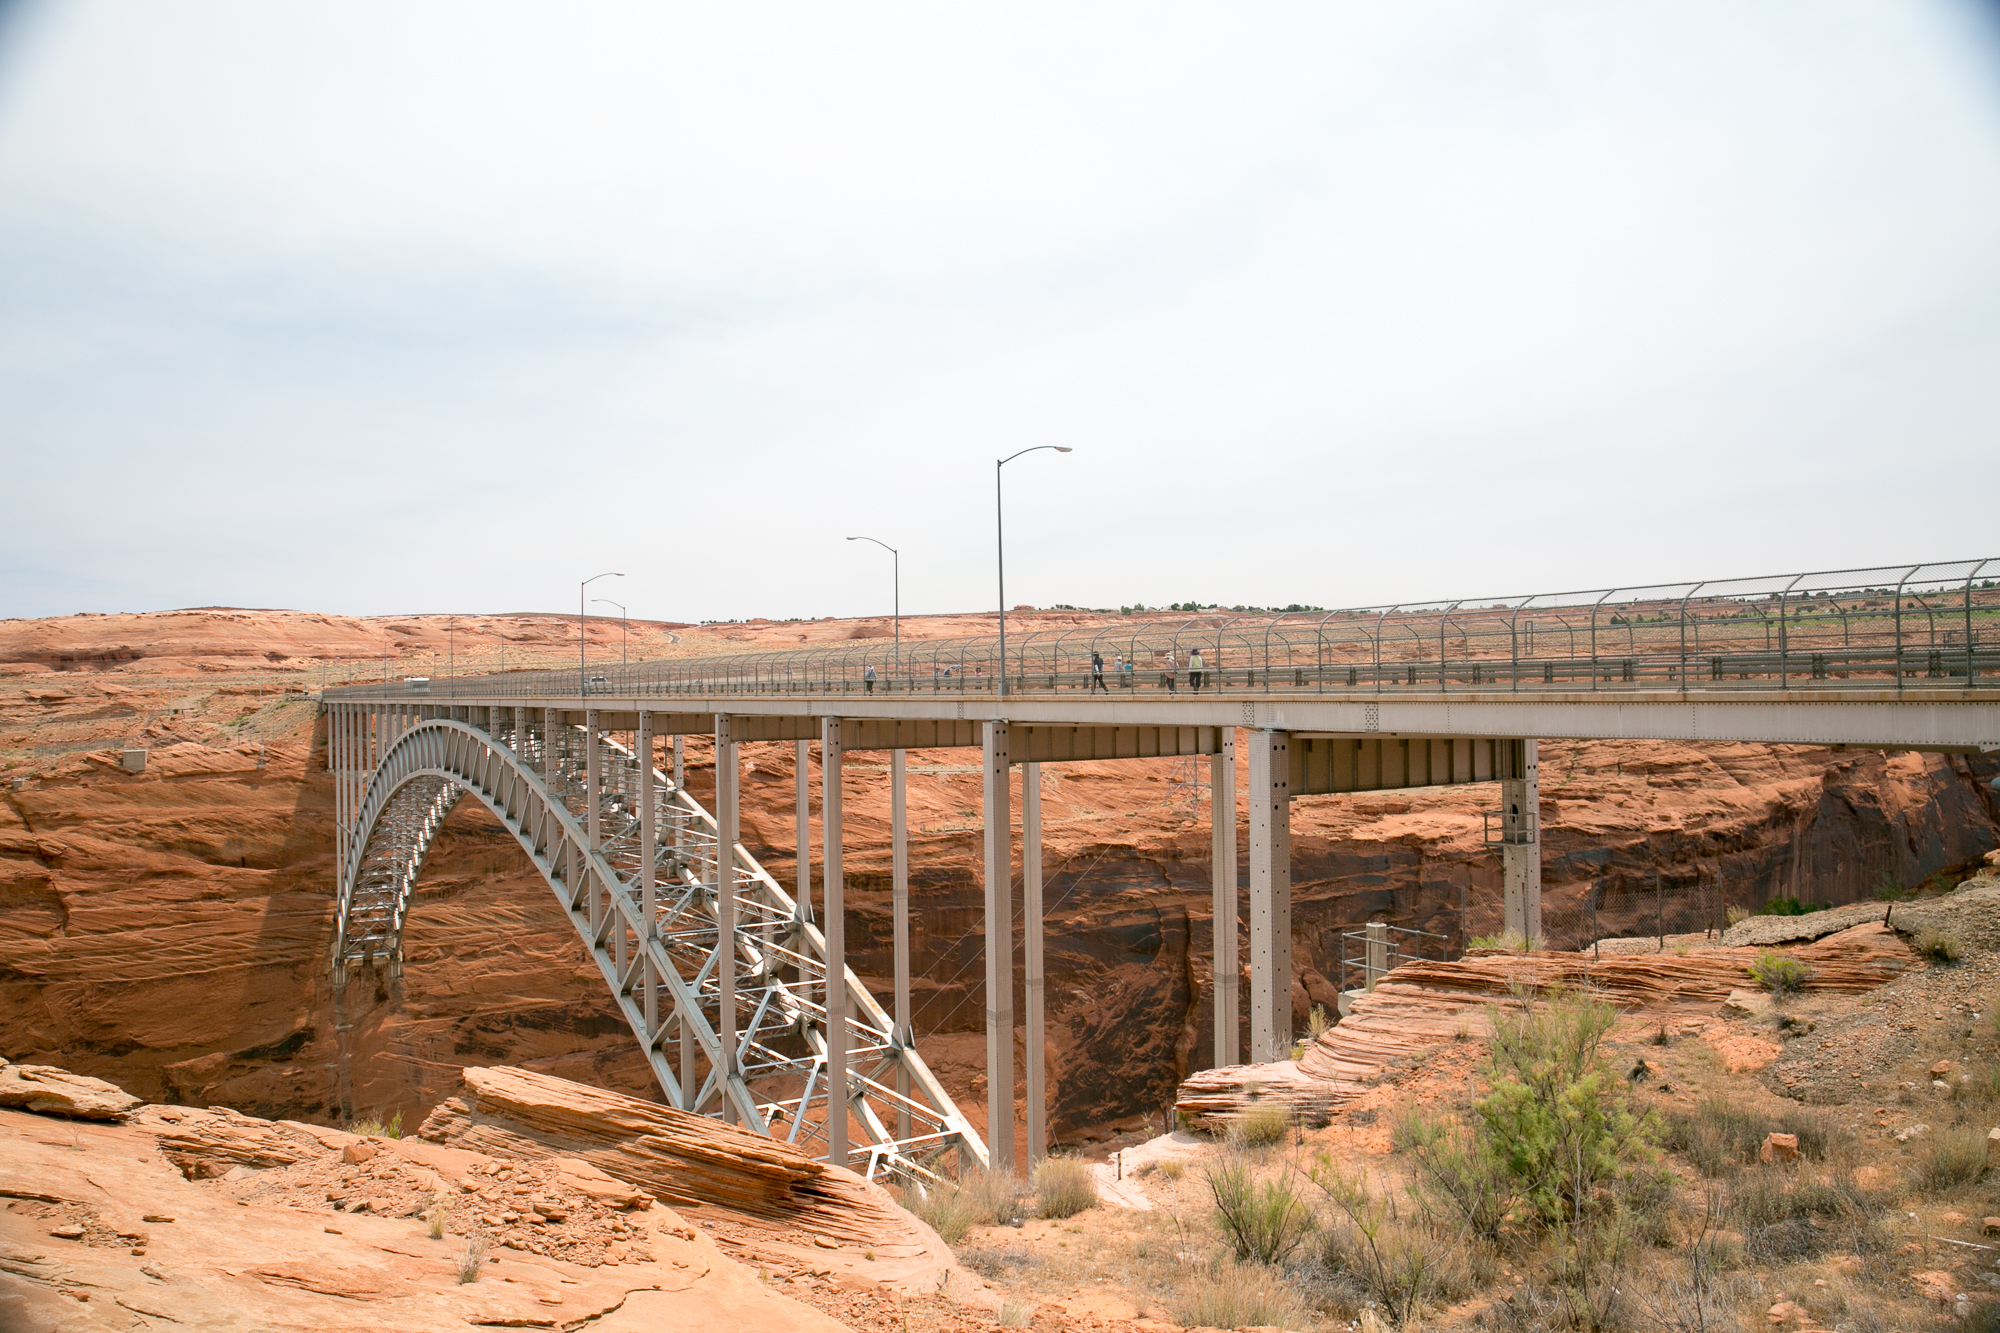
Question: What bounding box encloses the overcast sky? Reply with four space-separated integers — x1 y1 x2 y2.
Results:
3 2 1997 624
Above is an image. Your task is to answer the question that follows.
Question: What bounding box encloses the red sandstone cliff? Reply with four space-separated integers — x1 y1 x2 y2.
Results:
3 609 1994 1154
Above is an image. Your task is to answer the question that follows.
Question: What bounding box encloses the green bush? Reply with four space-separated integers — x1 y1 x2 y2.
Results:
1915 928 1965 963
1202 1153 1316 1264
1392 1108 1515 1240
1757 897 1829 917
1749 951 1814 998
1030 1156 1096 1219
1475 989 1657 1227
1306 1157 1482 1325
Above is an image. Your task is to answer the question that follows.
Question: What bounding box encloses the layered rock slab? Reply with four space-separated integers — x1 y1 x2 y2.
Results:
1177 923 1913 1129
0 1099 850 1333
418 1064 961 1293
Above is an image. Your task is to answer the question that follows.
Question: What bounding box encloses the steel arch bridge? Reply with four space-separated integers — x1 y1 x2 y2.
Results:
330 712 984 1180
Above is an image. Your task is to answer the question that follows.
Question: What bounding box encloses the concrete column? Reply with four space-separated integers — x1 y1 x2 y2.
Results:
891 747 912 1141
1211 733 1239 1068
1364 920 1389 990
586 709 603 938
714 713 739 1124
1247 730 1292 1064
542 708 558 794
672 734 685 855
638 710 657 1043
512 705 525 756
1501 739 1542 945
1023 761 1046 1165
795 739 813 921
981 720 1015 1173
821 716 847 1167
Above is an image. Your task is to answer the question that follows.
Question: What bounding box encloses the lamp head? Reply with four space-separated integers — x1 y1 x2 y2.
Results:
1055 446 1073 453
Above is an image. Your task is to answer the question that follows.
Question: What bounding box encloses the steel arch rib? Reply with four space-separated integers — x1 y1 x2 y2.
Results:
332 717 984 1176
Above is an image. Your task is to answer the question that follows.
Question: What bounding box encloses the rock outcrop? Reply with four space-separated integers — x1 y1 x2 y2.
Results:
0 1058 142 1120
0 1071 850 1333
1176 923 1915 1130
419 1065 961 1294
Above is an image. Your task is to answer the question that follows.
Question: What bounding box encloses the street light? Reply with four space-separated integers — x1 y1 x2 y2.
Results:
580 572 624 694
846 536 900 677
592 598 629 667
996 446 1073 696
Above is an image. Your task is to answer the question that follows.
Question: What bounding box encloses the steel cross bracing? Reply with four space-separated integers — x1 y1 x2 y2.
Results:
329 709 986 1181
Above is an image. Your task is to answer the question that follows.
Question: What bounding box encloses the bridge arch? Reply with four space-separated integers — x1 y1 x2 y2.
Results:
330 713 981 1177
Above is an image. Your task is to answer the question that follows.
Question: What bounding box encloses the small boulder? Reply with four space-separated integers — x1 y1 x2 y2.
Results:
341 1141 377 1166
49 1224 84 1240
1724 989 1772 1018
1766 1299 1804 1325
1984 1217 2000 1236
1987 1128 2000 1168
1933 1060 1957 1078
1897 1123 1932 1144
1760 1132 1801 1164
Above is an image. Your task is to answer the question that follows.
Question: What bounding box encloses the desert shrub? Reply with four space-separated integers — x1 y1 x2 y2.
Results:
1477 988 1658 1227
456 1236 488 1283
1157 1157 1186 1182
424 1193 449 1240
1915 927 1965 962
1202 1153 1316 1264
958 1244 1039 1277
1725 904 1752 926
1227 1101 1293 1149
348 1111 403 1139
1306 1157 1486 1324
1470 932 1531 952
1030 1156 1096 1219
1663 1096 1839 1176
1305 1003 1334 1039
995 1297 1034 1327
1874 874 1908 902
1914 1126 1989 1194
1749 951 1813 998
896 1176 988 1248
1173 1256 1315 1331
1392 1108 1515 1240
1757 896 1828 917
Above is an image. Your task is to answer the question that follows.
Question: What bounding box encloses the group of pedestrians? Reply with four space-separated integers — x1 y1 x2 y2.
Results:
1087 648 1209 692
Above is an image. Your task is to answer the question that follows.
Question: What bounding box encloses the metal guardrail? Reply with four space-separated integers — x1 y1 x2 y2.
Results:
326 558 2000 702
1339 921 1452 993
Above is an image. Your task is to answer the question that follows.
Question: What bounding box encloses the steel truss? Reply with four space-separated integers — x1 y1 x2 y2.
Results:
328 707 986 1180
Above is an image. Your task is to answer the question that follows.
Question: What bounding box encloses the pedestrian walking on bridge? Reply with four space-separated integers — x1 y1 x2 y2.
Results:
1159 652 1178 693
1188 648 1206 692
1090 651 1107 693
864 663 877 694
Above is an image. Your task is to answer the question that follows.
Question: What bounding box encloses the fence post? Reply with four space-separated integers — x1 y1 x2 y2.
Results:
1364 920 1389 991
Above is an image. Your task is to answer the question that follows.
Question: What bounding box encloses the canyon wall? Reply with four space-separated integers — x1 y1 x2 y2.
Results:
4 611 1995 1153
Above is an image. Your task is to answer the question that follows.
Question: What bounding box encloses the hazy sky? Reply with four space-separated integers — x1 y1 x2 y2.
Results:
3 2 1998 624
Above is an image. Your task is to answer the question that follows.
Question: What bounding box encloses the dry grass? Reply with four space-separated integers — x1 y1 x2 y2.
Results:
1662 1095 1840 1177
1172 1256 1315 1332
456 1235 488 1283
1912 1125 1989 1194
1226 1101 1292 1149
1031 1156 1097 1219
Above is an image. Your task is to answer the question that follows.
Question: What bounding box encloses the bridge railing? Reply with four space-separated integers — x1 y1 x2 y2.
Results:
326 558 2000 701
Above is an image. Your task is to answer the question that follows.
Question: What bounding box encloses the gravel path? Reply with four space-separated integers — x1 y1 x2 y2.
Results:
1721 899 1888 948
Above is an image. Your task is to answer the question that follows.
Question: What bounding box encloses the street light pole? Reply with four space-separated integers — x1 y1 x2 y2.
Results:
592 599 628 668
995 446 1073 697
580 572 624 693
846 536 900 676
